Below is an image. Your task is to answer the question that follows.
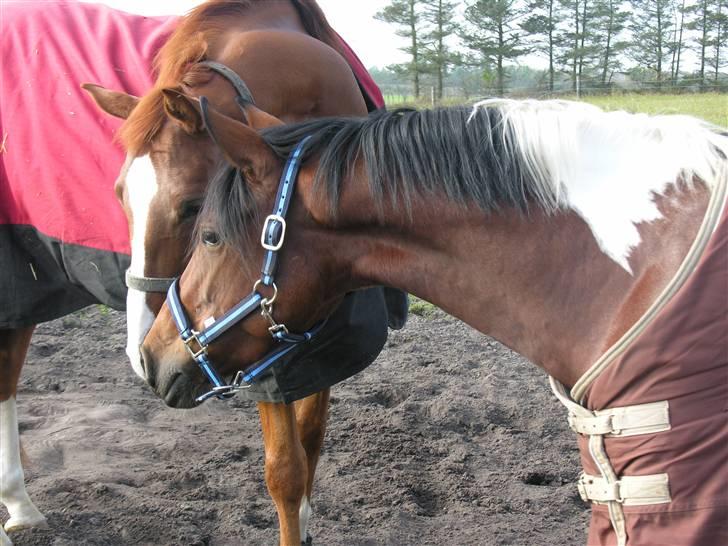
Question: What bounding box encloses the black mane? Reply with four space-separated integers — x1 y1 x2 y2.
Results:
201 105 559 253
260 107 544 216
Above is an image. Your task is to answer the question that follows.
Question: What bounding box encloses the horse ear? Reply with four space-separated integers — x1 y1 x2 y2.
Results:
161 90 277 184
82 83 138 120
161 87 204 134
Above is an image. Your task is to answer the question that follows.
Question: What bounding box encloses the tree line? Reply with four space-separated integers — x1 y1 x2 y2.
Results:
375 0 728 98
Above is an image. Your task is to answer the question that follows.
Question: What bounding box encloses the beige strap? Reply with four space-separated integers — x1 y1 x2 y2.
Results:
578 472 671 506
567 400 670 437
550 378 673 546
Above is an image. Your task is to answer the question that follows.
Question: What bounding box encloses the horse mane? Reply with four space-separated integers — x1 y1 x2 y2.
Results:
259 104 566 218
202 99 728 255
120 0 339 155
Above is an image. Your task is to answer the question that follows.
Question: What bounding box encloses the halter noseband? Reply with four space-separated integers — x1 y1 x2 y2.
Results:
125 61 255 294
165 121 322 403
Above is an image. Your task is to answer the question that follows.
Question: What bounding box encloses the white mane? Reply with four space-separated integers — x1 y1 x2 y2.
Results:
472 99 728 272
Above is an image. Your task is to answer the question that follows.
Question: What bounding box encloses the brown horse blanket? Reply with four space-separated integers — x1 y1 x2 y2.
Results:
0 1 404 402
576 203 728 545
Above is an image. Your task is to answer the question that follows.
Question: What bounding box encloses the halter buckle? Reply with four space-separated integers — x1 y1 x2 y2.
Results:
261 214 287 251
184 331 207 359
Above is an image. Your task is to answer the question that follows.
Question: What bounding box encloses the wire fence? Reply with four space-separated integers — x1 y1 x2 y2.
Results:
380 76 728 107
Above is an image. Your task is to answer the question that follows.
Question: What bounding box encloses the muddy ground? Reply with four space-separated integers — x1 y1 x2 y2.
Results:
4 304 590 545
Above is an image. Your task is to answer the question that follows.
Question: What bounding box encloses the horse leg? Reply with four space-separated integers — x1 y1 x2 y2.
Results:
258 401 307 546
0 327 47 535
293 389 330 545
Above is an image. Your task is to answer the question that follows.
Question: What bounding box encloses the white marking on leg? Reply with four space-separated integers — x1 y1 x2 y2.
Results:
124 155 158 379
0 398 46 532
299 495 312 543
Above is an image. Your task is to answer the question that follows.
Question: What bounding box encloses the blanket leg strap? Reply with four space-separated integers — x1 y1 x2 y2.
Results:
549 378 672 546
577 472 671 506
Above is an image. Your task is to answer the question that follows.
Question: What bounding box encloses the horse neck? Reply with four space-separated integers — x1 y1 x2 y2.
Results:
319 174 712 388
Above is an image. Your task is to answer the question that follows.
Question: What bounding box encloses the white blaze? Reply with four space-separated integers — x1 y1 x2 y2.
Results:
125 155 158 379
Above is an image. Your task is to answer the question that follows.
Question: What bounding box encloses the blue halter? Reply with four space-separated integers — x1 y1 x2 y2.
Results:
165 123 323 403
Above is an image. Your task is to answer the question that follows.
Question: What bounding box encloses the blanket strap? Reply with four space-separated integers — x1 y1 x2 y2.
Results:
578 473 671 506
549 378 672 546
567 400 670 437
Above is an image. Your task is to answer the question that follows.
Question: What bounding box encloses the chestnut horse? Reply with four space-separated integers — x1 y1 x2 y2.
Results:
2 2 402 546
143 98 727 545
84 3 407 546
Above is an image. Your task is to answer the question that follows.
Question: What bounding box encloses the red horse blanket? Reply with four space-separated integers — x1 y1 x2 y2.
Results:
0 0 384 328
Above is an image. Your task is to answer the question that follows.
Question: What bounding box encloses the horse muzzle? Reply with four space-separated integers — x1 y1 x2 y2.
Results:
139 346 204 409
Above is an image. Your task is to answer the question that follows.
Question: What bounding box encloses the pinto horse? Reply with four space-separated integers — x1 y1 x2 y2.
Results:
1 1 402 545
143 97 728 545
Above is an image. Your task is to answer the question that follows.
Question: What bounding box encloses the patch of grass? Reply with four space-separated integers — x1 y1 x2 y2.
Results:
96 304 111 316
575 93 727 127
386 93 727 127
408 297 439 318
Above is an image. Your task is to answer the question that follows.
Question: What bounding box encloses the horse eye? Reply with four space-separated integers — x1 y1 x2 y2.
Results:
201 231 221 247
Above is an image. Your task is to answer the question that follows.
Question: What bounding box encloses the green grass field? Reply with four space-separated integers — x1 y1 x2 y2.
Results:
577 93 727 127
386 92 727 127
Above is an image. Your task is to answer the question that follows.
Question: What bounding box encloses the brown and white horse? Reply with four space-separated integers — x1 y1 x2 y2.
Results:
142 98 728 545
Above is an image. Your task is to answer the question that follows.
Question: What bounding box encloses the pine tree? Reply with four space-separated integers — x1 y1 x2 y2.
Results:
420 0 461 101
685 0 728 87
375 0 426 98
521 0 566 92
630 0 677 87
686 0 713 87
671 0 687 83
709 1 728 83
591 0 630 86
557 0 582 92
461 0 526 96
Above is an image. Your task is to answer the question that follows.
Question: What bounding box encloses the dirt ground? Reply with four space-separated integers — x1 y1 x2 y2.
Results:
4 305 591 546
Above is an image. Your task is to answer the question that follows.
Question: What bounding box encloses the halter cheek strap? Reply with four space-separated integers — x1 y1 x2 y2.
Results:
165 134 322 403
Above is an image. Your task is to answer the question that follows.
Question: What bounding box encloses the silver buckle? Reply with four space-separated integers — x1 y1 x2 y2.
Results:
577 474 590 502
260 214 287 251
183 331 207 359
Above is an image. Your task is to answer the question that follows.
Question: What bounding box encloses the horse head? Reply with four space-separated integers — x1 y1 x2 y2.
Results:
140 96 343 406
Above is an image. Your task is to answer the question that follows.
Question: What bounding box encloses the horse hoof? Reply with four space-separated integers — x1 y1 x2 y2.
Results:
301 534 313 546
4 511 48 533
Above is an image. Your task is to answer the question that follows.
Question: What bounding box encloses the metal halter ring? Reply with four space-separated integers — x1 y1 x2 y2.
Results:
252 279 278 307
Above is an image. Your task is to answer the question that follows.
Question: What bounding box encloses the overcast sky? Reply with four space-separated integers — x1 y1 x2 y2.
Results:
81 0 409 68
